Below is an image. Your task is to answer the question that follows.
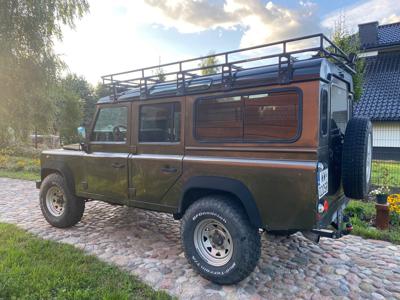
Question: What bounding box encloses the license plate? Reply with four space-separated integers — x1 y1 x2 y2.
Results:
318 168 328 198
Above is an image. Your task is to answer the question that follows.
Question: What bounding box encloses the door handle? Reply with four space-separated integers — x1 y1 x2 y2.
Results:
111 162 125 169
161 166 177 173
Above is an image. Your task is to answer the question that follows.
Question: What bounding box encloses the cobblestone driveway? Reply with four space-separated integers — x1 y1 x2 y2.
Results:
1 178 400 299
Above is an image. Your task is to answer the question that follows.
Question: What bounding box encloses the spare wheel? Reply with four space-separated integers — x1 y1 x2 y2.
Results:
342 117 373 199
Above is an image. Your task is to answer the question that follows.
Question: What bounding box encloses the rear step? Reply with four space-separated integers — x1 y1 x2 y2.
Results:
303 216 352 243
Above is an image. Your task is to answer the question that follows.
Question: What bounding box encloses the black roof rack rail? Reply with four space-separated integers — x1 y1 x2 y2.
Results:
101 33 355 100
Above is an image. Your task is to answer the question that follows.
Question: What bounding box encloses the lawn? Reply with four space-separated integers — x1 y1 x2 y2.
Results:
345 200 400 245
0 223 171 300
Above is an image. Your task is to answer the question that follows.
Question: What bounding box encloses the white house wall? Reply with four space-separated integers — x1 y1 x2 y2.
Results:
372 122 400 147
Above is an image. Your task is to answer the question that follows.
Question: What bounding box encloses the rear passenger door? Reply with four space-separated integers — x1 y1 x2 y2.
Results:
128 99 184 210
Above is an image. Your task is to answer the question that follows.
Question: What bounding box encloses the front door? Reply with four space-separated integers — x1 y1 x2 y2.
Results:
85 103 131 203
129 99 184 210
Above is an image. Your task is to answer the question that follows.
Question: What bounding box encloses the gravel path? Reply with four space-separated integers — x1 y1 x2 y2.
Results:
1 178 400 299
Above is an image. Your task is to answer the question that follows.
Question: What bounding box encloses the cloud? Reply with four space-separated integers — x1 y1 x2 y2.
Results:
322 0 400 33
144 0 322 48
55 0 193 83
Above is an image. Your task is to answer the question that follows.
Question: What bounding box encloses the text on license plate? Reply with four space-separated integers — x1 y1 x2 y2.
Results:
318 168 328 198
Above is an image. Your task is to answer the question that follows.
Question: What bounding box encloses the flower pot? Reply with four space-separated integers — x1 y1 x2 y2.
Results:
376 194 388 204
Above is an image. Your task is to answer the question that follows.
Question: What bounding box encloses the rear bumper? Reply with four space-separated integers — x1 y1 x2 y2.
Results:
317 194 349 228
36 181 41 189
312 195 351 239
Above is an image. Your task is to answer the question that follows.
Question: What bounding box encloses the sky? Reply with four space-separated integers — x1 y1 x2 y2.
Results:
55 0 400 84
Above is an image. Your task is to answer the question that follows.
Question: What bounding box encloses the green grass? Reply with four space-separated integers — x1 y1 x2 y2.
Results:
0 223 171 300
0 155 40 181
0 169 39 181
345 200 400 245
371 160 400 188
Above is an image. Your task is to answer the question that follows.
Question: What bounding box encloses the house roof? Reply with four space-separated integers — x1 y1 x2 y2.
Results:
378 22 400 46
354 52 400 121
359 22 400 50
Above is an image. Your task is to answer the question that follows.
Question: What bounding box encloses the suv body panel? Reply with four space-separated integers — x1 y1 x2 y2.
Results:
39 57 353 232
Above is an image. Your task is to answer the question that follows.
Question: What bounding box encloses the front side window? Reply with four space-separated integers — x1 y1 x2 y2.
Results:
195 90 300 142
91 106 128 142
139 103 181 142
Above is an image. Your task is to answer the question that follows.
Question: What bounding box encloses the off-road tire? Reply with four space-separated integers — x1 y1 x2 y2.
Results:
181 196 261 285
39 173 85 228
342 117 373 199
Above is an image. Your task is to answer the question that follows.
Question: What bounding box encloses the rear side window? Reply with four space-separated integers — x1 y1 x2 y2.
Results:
92 106 128 142
320 89 328 136
139 103 181 143
195 90 300 142
195 96 243 140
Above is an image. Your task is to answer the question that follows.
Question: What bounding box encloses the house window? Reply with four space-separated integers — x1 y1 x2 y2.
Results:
139 103 181 142
195 90 300 142
92 106 128 142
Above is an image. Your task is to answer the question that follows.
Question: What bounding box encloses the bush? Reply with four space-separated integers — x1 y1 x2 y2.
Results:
344 200 375 222
346 199 400 244
0 155 40 174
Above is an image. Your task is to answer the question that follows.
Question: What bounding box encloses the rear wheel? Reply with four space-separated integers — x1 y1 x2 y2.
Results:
181 195 261 285
342 117 373 199
39 173 85 228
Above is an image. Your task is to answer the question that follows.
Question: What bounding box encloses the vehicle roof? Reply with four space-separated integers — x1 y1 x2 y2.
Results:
97 57 353 104
97 33 355 104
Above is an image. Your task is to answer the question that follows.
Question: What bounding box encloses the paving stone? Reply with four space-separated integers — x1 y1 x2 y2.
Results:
1 178 400 299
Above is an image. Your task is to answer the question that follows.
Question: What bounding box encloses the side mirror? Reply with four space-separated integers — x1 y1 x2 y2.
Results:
77 126 86 140
77 127 88 153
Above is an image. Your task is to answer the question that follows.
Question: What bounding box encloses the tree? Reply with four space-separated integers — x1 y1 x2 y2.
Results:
0 0 89 145
155 67 166 82
62 74 95 128
331 14 364 101
55 75 84 144
199 52 221 75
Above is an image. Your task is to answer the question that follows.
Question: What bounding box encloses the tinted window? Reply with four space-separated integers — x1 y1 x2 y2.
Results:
92 106 128 142
195 96 242 141
320 89 328 135
195 91 299 142
243 92 298 141
139 103 181 142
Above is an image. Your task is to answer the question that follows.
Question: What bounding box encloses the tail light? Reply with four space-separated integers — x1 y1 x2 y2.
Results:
317 199 329 214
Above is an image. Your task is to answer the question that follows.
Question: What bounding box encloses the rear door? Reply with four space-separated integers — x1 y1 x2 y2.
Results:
128 98 184 210
319 78 351 198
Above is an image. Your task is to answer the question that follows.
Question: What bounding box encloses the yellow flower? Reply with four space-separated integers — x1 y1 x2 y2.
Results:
388 194 400 214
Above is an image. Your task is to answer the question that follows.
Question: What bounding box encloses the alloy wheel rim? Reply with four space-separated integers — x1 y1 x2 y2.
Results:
45 186 65 217
193 219 233 267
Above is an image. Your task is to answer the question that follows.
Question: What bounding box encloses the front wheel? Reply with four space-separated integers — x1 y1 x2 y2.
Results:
39 173 85 228
181 196 261 285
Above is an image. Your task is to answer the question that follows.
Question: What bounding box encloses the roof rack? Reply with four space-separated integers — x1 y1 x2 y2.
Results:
101 33 355 100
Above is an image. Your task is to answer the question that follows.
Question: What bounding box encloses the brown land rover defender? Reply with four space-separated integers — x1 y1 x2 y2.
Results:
37 34 372 284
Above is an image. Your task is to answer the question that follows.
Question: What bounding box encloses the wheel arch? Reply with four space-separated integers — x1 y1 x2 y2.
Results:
177 176 263 228
41 162 76 195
